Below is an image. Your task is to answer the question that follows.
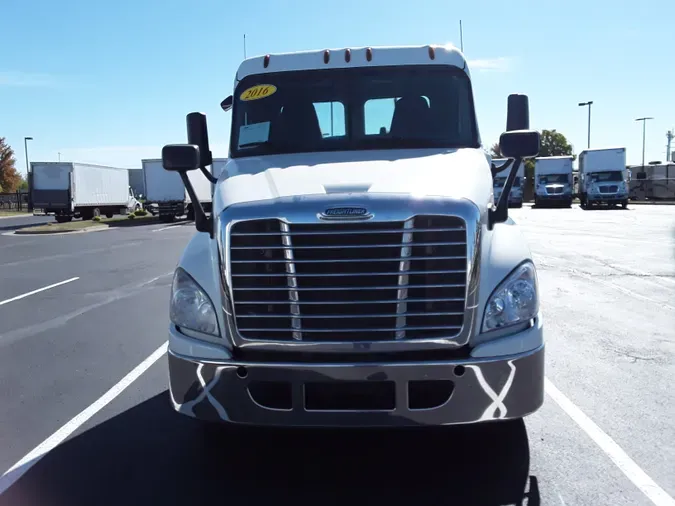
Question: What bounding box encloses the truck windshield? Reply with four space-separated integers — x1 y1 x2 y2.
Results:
590 172 623 182
493 176 520 188
230 65 478 158
540 174 569 184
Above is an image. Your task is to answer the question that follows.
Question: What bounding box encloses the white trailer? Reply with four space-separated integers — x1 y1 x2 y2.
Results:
142 158 227 222
30 162 139 222
492 158 524 208
534 156 573 208
578 147 628 209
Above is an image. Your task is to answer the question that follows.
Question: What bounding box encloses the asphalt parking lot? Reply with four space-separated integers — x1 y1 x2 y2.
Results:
0 205 673 506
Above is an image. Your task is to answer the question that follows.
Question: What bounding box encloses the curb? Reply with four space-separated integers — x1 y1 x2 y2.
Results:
12 225 110 236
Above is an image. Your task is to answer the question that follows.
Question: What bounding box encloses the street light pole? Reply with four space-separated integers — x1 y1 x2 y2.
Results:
578 101 593 148
635 117 654 173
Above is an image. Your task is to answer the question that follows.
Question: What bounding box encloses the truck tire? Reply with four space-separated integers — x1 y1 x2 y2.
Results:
160 215 175 224
187 207 195 221
92 207 101 219
55 215 72 223
566 198 573 208
622 200 628 209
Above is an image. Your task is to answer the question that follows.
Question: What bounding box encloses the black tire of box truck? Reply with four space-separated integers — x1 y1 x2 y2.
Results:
55 215 72 223
515 201 523 208
622 200 628 209
566 198 573 208
105 212 114 218
160 214 175 224
186 206 195 222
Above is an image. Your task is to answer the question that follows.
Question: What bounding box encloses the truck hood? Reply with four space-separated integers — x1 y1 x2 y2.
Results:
214 149 493 213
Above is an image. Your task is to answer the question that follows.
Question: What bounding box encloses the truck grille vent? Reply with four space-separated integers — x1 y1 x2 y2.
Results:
599 185 619 193
547 186 563 194
229 216 467 342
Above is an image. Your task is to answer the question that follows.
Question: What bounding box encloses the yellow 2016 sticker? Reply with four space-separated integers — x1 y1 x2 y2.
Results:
240 84 277 101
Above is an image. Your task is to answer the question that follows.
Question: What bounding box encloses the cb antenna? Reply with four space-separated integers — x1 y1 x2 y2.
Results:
459 20 464 52
244 33 247 59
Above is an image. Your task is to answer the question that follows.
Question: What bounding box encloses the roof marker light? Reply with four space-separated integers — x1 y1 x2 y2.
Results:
263 54 270 68
323 49 330 64
366 47 373 62
345 48 351 63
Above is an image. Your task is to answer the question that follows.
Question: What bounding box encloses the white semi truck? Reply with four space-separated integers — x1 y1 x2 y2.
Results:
161 45 544 429
534 156 574 208
30 162 141 222
492 158 524 207
578 147 628 209
142 158 228 222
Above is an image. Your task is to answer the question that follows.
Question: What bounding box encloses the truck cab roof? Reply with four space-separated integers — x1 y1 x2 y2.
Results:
235 45 469 81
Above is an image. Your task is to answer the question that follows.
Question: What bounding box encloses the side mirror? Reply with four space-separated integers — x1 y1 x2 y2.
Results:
162 144 200 172
506 94 530 131
220 96 233 112
499 130 540 159
187 113 213 168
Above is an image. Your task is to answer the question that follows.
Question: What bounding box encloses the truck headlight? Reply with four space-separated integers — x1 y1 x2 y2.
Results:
170 268 219 336
482 261 538 332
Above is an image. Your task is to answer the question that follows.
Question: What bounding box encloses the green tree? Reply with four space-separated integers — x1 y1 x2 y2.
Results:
18 176 29 191
0 137 22 193
489 142 501 158
538 129 574 158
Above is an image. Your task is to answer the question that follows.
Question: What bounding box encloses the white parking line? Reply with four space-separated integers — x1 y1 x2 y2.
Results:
152 223 190 233
0 341 168 495
545 378 675 506
0 277 80 307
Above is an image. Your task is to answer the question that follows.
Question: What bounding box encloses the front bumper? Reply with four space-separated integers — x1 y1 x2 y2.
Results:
168 332 545 428
536 193 572 200
588 195 627 204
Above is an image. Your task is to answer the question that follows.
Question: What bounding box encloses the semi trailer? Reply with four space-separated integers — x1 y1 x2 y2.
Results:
142 158 227 222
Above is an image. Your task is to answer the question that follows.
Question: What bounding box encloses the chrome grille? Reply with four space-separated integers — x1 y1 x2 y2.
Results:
229 216 467 342
547 186 563 194
599 185 618 193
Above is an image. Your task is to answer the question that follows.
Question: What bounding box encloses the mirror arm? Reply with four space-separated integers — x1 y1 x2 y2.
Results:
179 171 213 238
489 158 522 229
491 159 513 178
200 166 218 184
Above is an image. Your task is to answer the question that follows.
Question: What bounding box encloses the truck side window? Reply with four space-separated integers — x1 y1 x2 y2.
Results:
313 101 346 138
364 98 397 135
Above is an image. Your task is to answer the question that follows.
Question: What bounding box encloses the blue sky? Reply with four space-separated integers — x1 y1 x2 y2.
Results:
2 0 672 172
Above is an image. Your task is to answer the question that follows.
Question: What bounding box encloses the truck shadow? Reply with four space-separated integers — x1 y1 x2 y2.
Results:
0 221 52 232
1 391 540 506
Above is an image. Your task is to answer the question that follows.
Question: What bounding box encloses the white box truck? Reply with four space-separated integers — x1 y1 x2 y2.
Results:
160 45 544 430
492 158 524 207
30 162 140 222
142 158 227 222
534 156 573 208
578 147 628 209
